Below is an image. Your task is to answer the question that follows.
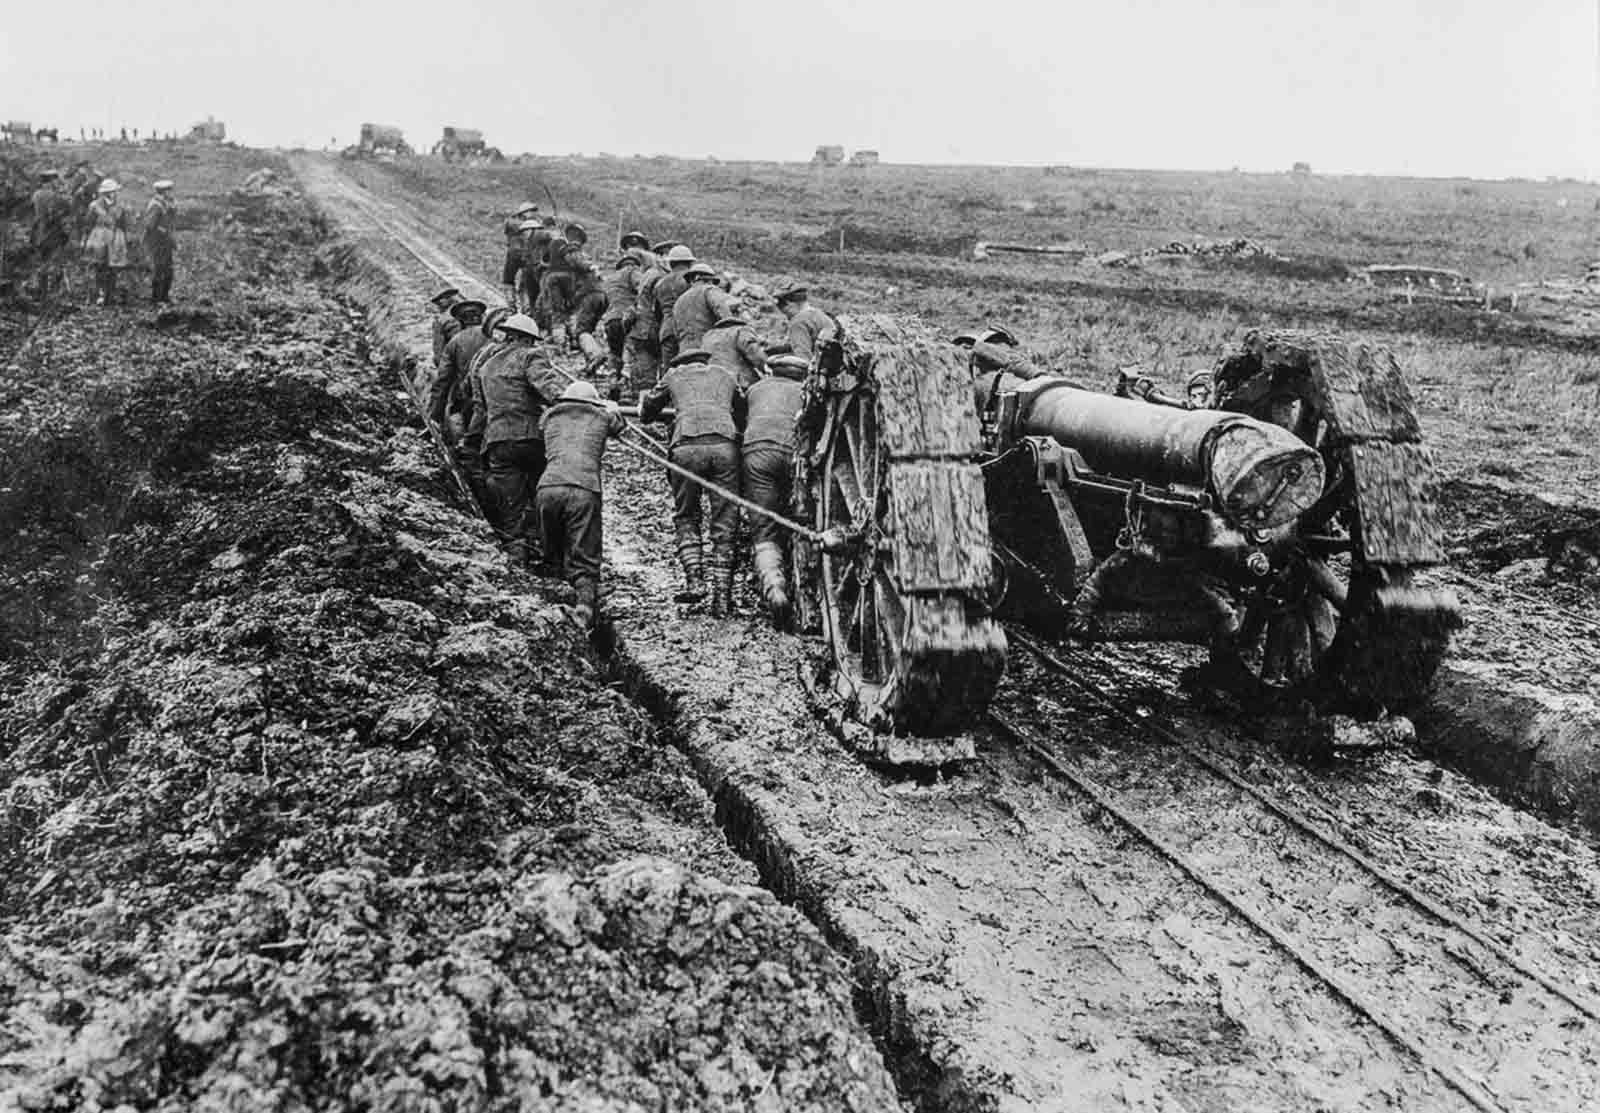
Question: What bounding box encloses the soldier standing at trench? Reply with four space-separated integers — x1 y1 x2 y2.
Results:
743 355 807 626
502 202 538 307
771 285 837 362
535 223 595 347
471 313 567 563
537 380 626 629
28 169 69 300
702 310 769 389
81 179 131 307
671 263 737 353
519 215 557 318
640 348 747 615
429 287 463 365
141 179 177 304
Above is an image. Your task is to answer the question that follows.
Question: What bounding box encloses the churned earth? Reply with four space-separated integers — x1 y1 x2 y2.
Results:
299 153 1600 1112
0 146 899 1111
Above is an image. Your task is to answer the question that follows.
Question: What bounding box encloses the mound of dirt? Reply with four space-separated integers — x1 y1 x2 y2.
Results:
0 148 899 1111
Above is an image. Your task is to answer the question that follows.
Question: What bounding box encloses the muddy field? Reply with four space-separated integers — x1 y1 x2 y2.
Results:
4 141 1600 1113
0 147 897 1110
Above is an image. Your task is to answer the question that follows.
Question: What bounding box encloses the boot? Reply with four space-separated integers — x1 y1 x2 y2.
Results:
752 541 791 628
577 331 605 367
708 544 736 618
674 542 705 604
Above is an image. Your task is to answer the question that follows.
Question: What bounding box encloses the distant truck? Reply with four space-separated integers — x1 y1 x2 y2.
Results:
357 123 410 157
431 126 502 163
850 149 880 167
812 144 845 166
189 117 227 143
2 121 32 144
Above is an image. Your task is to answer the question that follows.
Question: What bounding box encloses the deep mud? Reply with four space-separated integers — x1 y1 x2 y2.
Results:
301 152 1600 1111
0 148 899 1111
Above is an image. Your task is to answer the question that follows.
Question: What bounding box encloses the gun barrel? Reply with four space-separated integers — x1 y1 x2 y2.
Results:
1012 380 1324 529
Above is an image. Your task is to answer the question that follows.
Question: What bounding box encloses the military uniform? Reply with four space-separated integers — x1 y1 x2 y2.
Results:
81 191 131 305
28 178 69 297
471 333 568 557
601 255 644 381
640 352 747 614
141 189 176 303
701 316 768 389
671 282 736 352
783 304 836 362
743 367 805 620
519 223 556 316
502 215 528 286
537 391 625 623
647 267 693 366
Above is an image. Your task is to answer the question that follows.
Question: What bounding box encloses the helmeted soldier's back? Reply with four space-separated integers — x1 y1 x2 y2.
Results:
539 401 624 493
744 377 804 453
661 360 739 444
479 344 565 444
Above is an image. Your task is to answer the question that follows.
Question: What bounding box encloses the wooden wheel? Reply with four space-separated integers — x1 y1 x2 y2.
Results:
800 316 1007 750
1211 332 1457 714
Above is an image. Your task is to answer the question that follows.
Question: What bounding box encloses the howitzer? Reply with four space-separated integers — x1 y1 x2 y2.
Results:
793 318 1459 759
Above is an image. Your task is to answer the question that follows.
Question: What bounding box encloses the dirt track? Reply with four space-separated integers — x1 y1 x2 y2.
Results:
297 154 1600 1111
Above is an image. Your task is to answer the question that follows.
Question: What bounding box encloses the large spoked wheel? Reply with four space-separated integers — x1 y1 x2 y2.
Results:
1210 337 1456 714
818 387 907 724
802 317 1008 747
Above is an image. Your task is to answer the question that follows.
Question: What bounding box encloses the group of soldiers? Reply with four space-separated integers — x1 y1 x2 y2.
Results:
26 164 177 305
426 212 842 628
428 203 1219 633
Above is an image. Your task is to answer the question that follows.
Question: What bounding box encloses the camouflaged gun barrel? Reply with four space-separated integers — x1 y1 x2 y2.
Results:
1009 379 1325 529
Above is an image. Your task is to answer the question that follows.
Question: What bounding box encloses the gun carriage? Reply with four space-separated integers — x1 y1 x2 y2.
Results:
793 318 1459 757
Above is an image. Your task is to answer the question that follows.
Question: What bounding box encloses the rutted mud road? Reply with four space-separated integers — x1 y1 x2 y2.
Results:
299 155 1600 1112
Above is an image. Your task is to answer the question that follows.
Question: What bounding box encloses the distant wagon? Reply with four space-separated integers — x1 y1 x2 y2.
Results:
2 121 32 144
850 149 880 167
358 123 411 157
432 126 494 162
812 144 845 166
189 117 227 143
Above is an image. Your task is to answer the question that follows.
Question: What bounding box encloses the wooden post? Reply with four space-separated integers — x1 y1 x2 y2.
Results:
838 227 845 254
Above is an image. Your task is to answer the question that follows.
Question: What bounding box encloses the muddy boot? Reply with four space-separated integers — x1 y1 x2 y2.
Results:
708 545 736 618
674 541 705 604
752 541 791 628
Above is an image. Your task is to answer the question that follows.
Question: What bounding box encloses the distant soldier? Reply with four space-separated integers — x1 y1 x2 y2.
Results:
141 179 177 304
743 355 807 625
701 311 769 388
772 285 836 362
429 287 462 365
28 169 69 298
471 313 566 562
601 231 651 396
640 348 747 615
1185 369 1214 409
537 380 626 628
638 242 695 368
520 215 558 321
460 306 514 473
536 222 599 346
80 179 131 306
502 201 538 306
671 262 736 352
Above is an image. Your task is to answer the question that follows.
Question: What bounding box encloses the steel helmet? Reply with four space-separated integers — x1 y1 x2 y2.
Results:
665 244 696 265
499 313 541 338
97 179 120 194
514 201 538 215
686 262 718 281
563 222 588 245
619 230 650 250
979 325 1018 347
561 380 601 402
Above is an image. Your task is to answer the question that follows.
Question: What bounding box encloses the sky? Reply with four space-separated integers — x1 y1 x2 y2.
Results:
4 0 1597 180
